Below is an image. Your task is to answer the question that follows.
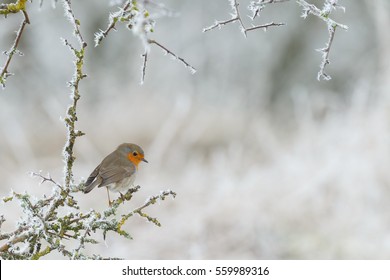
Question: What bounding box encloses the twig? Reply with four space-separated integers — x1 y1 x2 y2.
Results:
141 51 148 85
297 0 348 80
0 233 30 253
297 0 347 29
147 39 197 74
245 21 285 32
0 215 5 231
62 0 87 47
118 190 176 228
71 228 90 259
203 0 246 36
0 9 30 88
143 0 178 17
94 0 132 46
249 0 290 20
31 172 63 190
203 17 239 33
203 0 285 37
317 23 336 81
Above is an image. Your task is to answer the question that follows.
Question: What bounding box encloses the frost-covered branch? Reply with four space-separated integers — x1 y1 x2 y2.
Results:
148 39 196 72
203 0 245 34
95 0 195 84
203 0 285 36
141 51 148 84
61 0 87 189
205 0 347 80
245 22 285 32
297 0 348 80
316 23 337 81
118 189 177 228
249 0 290 20
0 173 176 259
62 0 87 47
0 0 30 88
94 0 132 47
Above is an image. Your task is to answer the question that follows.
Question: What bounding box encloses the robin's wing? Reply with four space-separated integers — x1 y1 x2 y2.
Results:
98 162 135 188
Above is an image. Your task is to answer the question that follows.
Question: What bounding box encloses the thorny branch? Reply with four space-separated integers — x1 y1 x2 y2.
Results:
205 0 347 81
62 0 87 190
297 0 348 80
94 0 196 85
1 0 177 260
203 0 285 36
317 23 337 81
249 0 290 20
93 0 132 47
141 51 148 84
0 173 176 259
148 39 196 73
0 1 30 88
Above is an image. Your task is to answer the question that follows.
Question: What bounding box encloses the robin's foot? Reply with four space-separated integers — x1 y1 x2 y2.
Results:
108 199 112 207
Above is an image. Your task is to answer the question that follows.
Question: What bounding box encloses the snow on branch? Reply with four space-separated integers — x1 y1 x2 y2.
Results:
297 0 348 80
61 0 87 190
0 0 30 88
249 0 291 20
203 0 286 36
94 0 196 85
0 1 177 259
205 0 347 81
0 174 176 259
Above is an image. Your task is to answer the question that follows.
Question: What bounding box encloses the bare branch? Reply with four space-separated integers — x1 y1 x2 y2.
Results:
0 9 30 88
118 189 177 228
203 0 247 36
148 39 197 75
141 51 148 85
31 172 63 190
249 0 290 20
61 0 87 189
245 21 285 32
297 0 348 30
62 0 87 48
317 23 336 81
203 0 285 37
94 1 132 46
203 17 240 33
297 0 348 80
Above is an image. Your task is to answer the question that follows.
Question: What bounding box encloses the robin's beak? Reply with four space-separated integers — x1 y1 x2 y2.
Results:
142 158 148 163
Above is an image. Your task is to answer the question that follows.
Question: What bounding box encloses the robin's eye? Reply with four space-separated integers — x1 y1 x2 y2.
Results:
133 152 138 156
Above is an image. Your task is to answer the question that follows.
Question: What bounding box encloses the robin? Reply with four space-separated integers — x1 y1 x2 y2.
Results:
83 143 148 206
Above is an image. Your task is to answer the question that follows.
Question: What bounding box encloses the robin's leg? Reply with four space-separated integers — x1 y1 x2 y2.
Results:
107 187 112 207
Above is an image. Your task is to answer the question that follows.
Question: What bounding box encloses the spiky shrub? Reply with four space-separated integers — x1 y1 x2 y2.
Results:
0 0 348 259
0 0 176 260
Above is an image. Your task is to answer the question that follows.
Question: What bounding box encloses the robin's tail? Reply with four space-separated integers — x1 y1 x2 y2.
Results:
83 178 101 193
84 165 102 193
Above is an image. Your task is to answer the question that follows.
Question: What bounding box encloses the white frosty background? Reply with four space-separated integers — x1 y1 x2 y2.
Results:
1 0 390 259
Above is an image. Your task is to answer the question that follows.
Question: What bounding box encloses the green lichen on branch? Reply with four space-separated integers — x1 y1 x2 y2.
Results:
0 0 177 261
0 178 176 259
61 0 87 189
0 0 27 16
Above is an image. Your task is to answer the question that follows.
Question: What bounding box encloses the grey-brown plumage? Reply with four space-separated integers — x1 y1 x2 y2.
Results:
83 143 147 198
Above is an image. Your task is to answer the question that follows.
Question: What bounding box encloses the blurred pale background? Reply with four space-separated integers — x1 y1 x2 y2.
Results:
1 0 390 259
